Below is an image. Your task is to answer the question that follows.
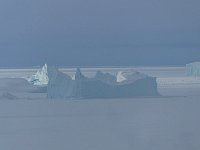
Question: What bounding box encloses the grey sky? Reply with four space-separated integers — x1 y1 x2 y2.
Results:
0 0 200 67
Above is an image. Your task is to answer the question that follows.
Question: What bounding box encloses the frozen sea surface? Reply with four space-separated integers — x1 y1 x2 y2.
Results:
0 67 200 150
0 97 200 150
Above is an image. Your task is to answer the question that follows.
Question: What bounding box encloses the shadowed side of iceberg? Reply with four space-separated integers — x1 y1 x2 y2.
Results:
47 66 75 99
78 77 159 98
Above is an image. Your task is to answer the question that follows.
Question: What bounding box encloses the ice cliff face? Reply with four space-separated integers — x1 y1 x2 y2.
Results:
186 62 200 77
27 64 49 85
47 66 74 99
47 67 159 99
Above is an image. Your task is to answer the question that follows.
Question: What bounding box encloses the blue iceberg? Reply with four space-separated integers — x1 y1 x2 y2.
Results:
26 64 49 85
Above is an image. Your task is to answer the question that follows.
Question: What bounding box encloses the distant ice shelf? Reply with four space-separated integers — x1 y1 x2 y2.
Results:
157 77 200 88
186 62 200 77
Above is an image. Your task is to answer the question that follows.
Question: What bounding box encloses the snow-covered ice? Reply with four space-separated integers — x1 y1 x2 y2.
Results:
116 71 127 82
116 70 148 82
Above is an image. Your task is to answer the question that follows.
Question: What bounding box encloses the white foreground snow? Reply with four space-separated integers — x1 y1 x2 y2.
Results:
116 70 147 82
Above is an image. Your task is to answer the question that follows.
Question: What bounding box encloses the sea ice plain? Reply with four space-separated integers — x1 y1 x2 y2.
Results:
0 66 200 150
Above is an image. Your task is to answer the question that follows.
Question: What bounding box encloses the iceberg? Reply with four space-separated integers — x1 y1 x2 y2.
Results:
186 62 200 77
47 67 159 99
27 64 49 85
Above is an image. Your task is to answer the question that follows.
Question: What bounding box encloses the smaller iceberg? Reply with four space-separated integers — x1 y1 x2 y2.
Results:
186 62 200 77
27 64 49 85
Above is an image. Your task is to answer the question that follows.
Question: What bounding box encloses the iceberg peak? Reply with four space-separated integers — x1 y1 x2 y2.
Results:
27 64 49 85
